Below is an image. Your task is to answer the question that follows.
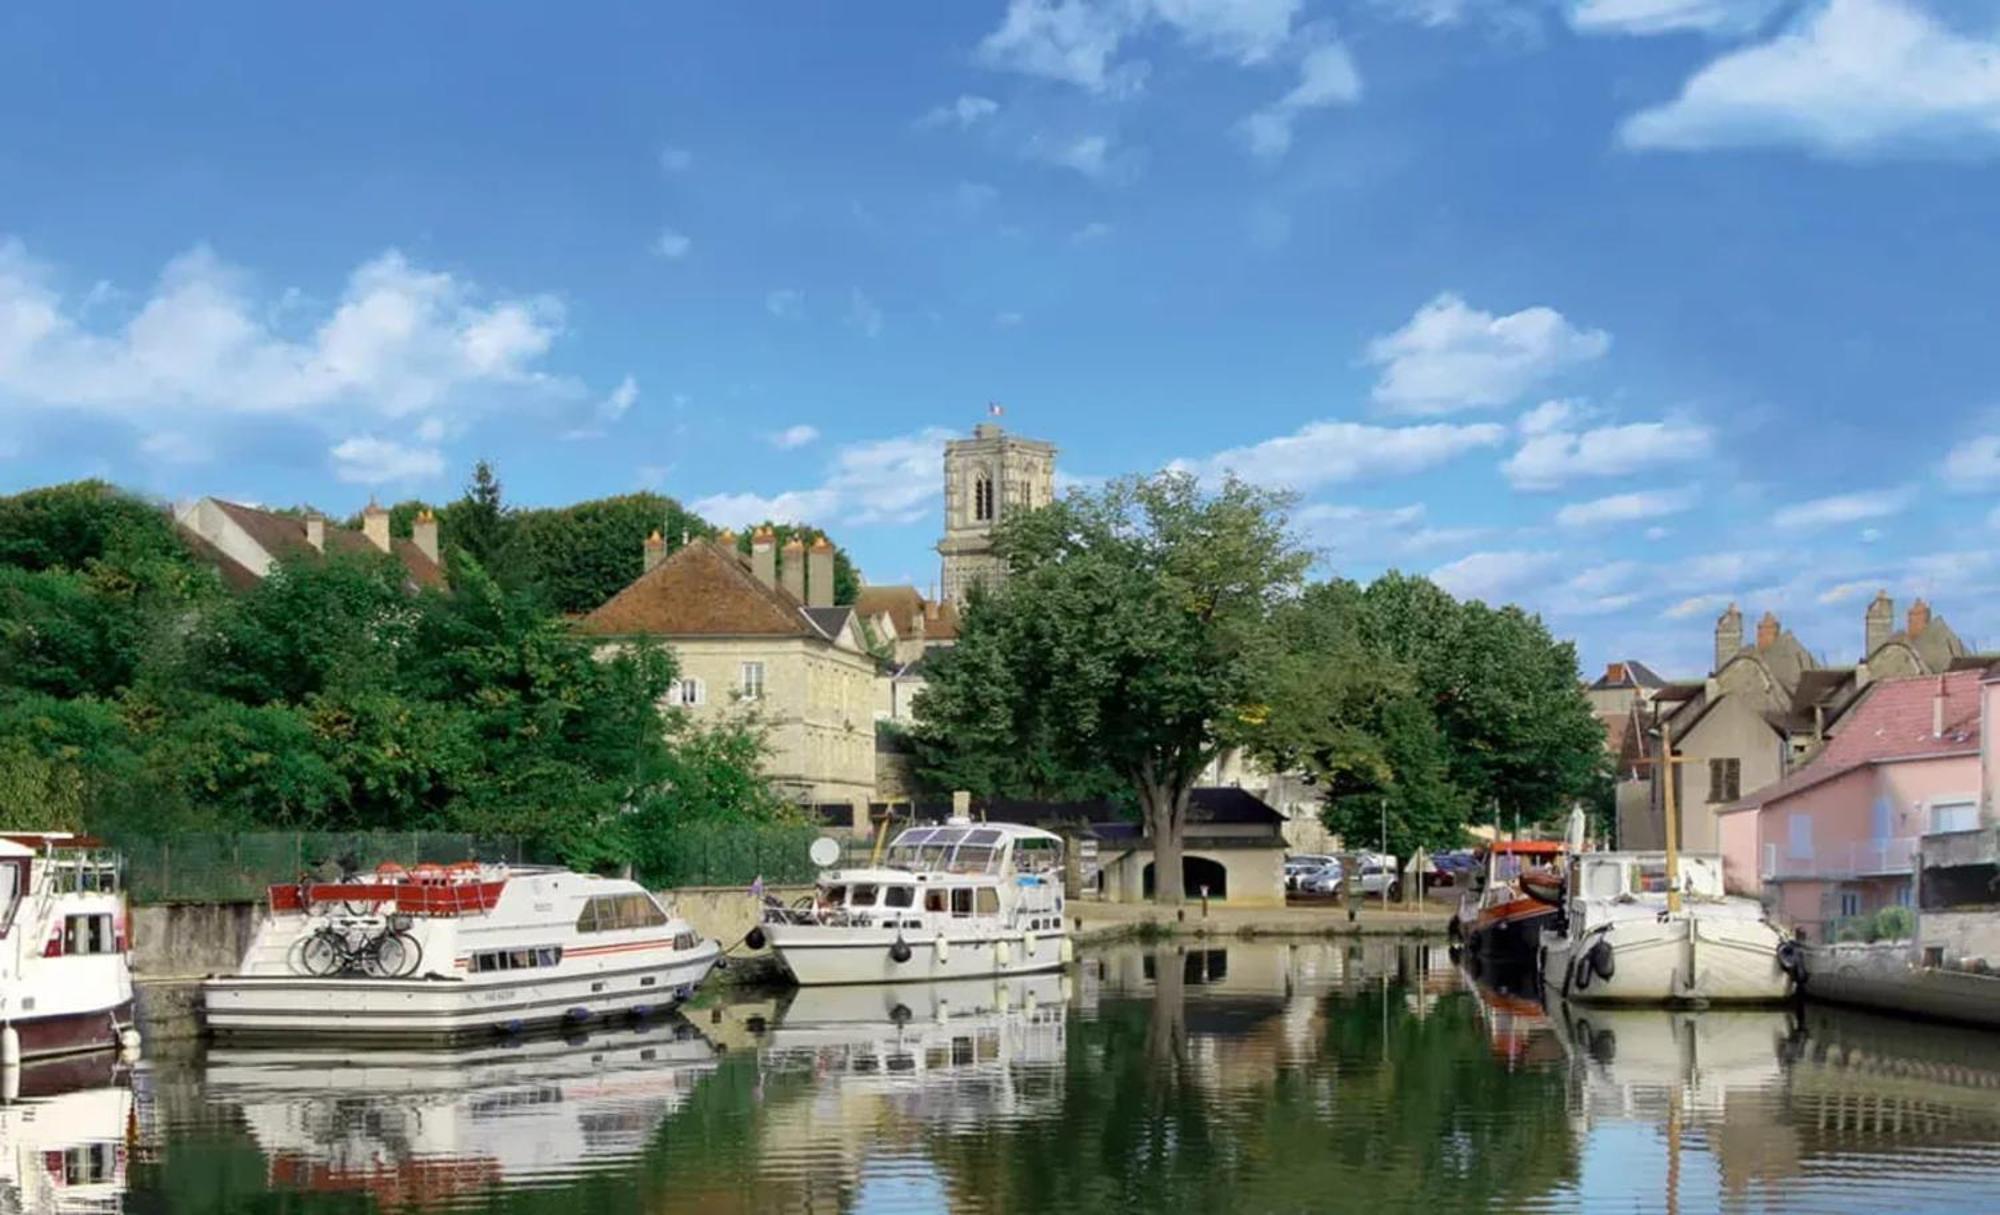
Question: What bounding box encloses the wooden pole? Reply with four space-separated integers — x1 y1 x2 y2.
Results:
1662 720 1683 915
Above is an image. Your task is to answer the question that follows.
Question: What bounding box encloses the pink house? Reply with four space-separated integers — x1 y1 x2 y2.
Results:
1716 670 1984 935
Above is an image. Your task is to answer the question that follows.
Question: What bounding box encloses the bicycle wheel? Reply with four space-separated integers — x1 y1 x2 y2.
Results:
369 932 421 977
299 931 343 977
388 930 423 977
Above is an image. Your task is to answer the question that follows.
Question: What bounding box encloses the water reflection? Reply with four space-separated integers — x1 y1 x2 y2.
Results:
11 942 2000 1213
0 1053 151 1215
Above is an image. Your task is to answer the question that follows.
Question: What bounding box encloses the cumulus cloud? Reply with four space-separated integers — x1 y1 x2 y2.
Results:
0 240 576 437
1239 41 1362 161
1431 549 1564 603
1298 501 1490 558
1773 486 1915 530
1554 487 1698 528
1503 419 1712 489
1568 0 1785 36
1518 398 1582 435
1367 293 1610 415
330 436 446 485
1620 0 2000 157
1028 132 1121 179
561 374 641 441
1665 593 1735 620
919 95 1002 128
978 0 1305 93
766 424 821 450
1943 434 2000 488
692 428 955 528
1174 419 1507 491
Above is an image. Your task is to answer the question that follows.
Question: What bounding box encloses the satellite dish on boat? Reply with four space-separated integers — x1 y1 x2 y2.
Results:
809 837 841 868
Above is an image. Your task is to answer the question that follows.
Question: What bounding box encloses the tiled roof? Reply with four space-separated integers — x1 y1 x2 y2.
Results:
576 538 818 638
1588 659 1669 691
924 601 961 641
853 586 926 635
196 499 445 590
803 606 853 642
1725 670 1984 812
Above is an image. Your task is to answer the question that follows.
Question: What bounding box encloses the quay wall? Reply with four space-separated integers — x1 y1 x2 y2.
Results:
666 884 810 955
1923 910 2000 963
131 901 265 979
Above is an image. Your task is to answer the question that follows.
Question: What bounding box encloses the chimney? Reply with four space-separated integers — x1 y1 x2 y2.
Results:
1605 662 1627 684
1865 589 1894 657
1908 598 1931 638
642 529 667 574
412 509 439 564
751 527 777 588
1714 603 1743 673
781 536 807 601
1755 611 1780 651
1934 675 1948 739
304 513 326 553
362 501 390 553
807 534 835 608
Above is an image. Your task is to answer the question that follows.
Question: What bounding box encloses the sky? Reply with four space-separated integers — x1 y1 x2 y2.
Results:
6 1 2000 679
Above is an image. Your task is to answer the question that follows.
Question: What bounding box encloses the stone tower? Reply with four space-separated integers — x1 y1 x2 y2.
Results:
937 421 1057 605
1713 603 1743 674
1865 590 1894 657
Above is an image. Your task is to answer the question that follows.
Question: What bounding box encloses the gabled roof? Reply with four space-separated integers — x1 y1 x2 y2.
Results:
1724 670 1984 813
577 538 821 639
853 586 926 636
893 643 954 681
803 606 854 643
188 499 445 591
1588 660 1668 691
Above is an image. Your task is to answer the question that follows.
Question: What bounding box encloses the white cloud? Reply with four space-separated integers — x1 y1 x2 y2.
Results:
1070 221 1114 244
1664 593 1734 620
1431 549 1564 603
1367 293 1610 414
1555 487 1698 528
1943 434 2000 487
847 288 883 338
659 146 693 173
329 436 445 485
0 240 574 424
1299 502 1491 559
1621 0 2000 157
1502 419 1713 489
1568 0 1785 36
560 374 641 441
1371 0 1475 26
139 431 207 465
1817 579 1881 605
1566 559 1642 597
1239 41 1362 161
978 0 1305 93
692 427 955 528
1030 132 1118 179
652 228 692 260
1684 549 1782 587
1175 419 1507 491
767 424 821 450
1773 486 1915 530
1518 398 1582 435
1644 525 1669 540
765 288 805 319
919 95 1001 128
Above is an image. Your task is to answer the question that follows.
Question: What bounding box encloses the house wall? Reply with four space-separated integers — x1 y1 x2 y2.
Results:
1671 694 1789 853
1983 678 2000 827
1097 845 1286 907
176 498 274 576
1717 806 1760 895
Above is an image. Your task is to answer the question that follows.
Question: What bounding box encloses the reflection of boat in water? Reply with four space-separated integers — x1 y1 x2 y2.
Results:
204 1023 718 1207
1464 970 1563 1069
1545 995 1797 1109
0 1056 149 1215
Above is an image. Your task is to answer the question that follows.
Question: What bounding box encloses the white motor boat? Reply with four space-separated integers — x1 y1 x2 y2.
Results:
756 820 1074 986
0 1067 148 1215
1 833 138 1070
203 862 721 1042
1539 852 1795 1006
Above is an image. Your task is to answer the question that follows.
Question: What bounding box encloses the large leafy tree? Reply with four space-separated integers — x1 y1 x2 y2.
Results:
512 492 712 615
914 472 1307 904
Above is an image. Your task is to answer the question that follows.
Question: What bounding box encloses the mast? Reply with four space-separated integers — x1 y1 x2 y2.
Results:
1661 719 1683 915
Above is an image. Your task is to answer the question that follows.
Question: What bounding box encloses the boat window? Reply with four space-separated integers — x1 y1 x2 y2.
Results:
1632 861 1670 894
924 889 947 913
917 843 954 869
0 860 22 936
976 888 1000 915
61 914 116 956
820 885 848 907
849 884 879 907
950 887 974 917
897 828 936 846
576 892 670 933
883 886 914 908
1014 838 1062 874
475 945 564 972
965 829 1001 845
949 845 997 873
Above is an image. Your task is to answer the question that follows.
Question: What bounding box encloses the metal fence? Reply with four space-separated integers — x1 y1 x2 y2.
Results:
636 821 839 889
115 832 528 904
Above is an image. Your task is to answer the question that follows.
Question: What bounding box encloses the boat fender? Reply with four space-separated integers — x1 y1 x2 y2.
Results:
564 1007 592 1023
1060 937 1076 965
997 939 1014 967
1572 953 1592 991
1 1024 18 1071
935 936 951 966
891 1003 912 1025
1776 939 1807 983
890 937 913 964
1022 928 1035 957
745 926 767 951
1589 939 1615 982
118 1027 142 1055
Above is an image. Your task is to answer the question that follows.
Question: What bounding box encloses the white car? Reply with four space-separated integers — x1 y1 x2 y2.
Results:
1284 855 1337 892
1298 861 1346 895
1302 855 1402 900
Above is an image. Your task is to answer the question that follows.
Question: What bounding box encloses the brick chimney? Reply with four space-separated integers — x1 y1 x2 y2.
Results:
304 513 326 553
1714 603 1743 673
751 527 777 588
1756 611 1780 651
642 529 667 574
1605 662 1628 684
412 509 439 564
807 534 835 608
1934 674 1947 738
1865 589 1894 657
781 536 807 601
1908 598 1931 638
362 501 390 553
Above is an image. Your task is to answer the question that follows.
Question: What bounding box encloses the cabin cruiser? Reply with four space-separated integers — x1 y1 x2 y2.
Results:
1 833 138 1071
204 862 721 1042
1 1059 152 1215
1451 839 1567 971
1539 851 1794 1006
755 821 1075 986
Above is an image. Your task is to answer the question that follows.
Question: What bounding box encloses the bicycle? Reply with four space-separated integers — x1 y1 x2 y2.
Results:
290 914 423 978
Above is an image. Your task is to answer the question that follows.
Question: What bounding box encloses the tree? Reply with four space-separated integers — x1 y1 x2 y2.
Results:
731 522 861 605
446 459 513 570
512 492 712 615
913 473 1306 904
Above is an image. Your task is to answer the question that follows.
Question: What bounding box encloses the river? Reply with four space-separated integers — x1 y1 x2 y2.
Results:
6 940 2000 1213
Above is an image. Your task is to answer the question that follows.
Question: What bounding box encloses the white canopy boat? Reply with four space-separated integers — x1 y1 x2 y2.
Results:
203 862 721 1042
755 821 1074 986
1 833 139 1071
1539 852 1795 1006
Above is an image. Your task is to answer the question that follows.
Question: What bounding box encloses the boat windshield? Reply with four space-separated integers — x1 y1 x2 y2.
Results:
0 858 22 935
884 826 1010 874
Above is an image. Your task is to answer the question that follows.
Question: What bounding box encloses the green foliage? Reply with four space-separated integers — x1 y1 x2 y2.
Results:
732 521 861 605
514 492 713 615
0 739 89 832
0 480 186 573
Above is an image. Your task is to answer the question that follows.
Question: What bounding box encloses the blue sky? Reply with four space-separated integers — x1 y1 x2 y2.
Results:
6 1 2000 677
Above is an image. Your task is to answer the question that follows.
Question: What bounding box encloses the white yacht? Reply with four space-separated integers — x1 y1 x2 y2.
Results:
1538 851 1794 1006
204 862 721 1041
0 1070 149 1215
1 833 138 1070
756 821 1074 986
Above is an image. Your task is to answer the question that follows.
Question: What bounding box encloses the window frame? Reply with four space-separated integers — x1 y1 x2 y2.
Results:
668 677 706 707
1707 757 1741 803
739 661 766 702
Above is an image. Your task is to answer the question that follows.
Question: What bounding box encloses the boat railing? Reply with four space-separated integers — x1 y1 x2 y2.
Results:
268 862 507 918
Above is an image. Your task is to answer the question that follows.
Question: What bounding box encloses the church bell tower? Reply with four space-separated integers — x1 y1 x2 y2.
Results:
936 415 1057 606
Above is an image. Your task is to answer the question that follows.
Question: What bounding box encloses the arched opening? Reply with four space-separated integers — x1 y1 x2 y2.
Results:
974 474 994 522
1141 855 1229 901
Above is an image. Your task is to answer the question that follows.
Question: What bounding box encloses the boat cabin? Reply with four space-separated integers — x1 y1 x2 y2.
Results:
1569 852 1727 903
1472 840 1567 892
802 823 1066 931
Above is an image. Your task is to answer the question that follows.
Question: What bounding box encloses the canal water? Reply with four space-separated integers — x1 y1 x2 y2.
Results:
8 940 2000 1213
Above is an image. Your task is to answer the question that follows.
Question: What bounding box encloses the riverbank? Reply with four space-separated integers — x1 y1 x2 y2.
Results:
1071 899 1451 944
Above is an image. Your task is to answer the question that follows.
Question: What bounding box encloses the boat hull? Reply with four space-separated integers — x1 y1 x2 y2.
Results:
1543 914 1793 1006
767 925 1069 986
202 945 720 1043
1801 943 2000 1029
1460 899 1557 969
4 999 134 1062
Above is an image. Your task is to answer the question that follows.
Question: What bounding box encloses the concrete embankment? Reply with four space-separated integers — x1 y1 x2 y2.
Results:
1070 900 1451 944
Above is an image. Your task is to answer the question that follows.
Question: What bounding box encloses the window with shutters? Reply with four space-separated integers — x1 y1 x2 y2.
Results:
739 662 765 702
1707 757 1740 803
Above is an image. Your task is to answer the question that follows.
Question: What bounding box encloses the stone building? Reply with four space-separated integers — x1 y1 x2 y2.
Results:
1585 660 1670 847
935 422 1056 605
174 496 446 591
578 529 878 810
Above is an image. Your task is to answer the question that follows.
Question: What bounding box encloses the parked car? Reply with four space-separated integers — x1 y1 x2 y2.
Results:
1284 854 1337 893
1298 862 1345 896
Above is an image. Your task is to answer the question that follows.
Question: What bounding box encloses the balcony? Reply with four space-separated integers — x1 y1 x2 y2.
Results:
1761 837 1916 882
1921 827 2000 870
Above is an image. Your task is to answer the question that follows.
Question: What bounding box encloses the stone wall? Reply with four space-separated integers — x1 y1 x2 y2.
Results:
662 884 811 955
131 901 265 979
1922 909 2000 964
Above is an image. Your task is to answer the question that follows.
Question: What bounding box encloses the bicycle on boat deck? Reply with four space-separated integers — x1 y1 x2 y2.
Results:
289 913 424 978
